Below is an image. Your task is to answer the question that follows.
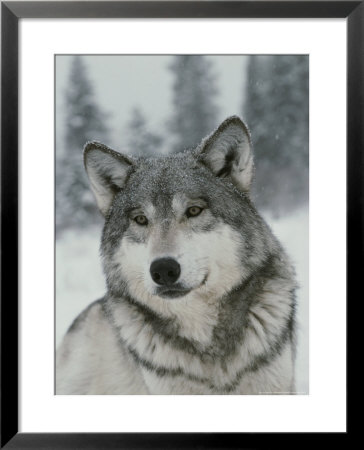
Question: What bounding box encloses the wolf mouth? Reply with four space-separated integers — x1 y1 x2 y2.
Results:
156 273 209 299
157 288 192 299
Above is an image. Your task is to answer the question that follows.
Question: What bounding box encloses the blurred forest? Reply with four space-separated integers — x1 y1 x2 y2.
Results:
56 55 309 234
244 56 309 214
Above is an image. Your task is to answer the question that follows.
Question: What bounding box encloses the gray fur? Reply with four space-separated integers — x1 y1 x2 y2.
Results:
57 116 297 395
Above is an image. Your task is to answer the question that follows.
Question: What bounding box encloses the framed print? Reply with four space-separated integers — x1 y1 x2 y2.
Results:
1 1 359 447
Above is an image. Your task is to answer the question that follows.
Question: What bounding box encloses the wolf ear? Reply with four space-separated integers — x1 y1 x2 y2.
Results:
198 116 254 192
84 142 135 216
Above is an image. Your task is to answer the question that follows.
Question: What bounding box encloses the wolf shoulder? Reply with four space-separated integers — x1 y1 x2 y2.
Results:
56 298 148 395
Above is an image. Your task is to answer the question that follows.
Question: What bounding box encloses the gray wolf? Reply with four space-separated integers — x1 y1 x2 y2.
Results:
56 116 297 395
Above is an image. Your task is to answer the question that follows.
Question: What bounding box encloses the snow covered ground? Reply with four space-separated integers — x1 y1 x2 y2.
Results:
56 205 308 394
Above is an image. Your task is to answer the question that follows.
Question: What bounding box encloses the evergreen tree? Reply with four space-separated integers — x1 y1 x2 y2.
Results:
126 107 163 156
243 55 309 214
169 56 219 152
64 56 108 150
56 56 109 233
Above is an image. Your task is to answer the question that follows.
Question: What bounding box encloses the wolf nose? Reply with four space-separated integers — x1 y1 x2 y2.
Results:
150 258 181 285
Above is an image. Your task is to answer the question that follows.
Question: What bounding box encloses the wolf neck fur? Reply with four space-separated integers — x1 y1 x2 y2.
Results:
107 252 285 359
100 252 295 392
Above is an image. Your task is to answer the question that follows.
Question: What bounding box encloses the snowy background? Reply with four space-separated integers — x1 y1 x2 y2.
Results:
56 55 309 394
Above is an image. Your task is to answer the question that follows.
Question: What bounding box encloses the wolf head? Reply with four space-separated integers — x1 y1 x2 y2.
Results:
84 116 275 305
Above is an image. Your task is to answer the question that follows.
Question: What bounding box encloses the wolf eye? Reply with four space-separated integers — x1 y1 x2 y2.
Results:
186 206 203 218
134 215 148 226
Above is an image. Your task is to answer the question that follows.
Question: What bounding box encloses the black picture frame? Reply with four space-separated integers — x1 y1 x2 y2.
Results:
1 1 358 448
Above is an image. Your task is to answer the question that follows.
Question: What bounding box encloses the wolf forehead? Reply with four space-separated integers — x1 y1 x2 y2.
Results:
121 154 224 206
